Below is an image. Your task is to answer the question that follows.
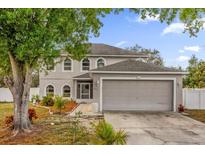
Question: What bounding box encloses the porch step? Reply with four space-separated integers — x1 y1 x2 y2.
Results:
69 103 101 116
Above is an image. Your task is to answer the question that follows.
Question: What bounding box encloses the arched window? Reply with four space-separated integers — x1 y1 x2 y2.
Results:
97 58 105 68
64 58 72 71
82 58 90 71
63 85 71 97
46 85 54 96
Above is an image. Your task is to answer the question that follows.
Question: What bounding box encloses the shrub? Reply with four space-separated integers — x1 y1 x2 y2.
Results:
28 108 38 123
54 96 67 114
31 95 40 104
91 120 127 145
4 108 38 127
41 95 54 106
64 99 78 112
178 104 185 113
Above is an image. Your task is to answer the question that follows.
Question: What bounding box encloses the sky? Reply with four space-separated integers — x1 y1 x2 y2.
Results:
89 9 205 68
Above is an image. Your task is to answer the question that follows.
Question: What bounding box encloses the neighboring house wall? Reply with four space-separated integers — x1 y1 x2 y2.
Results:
39 56 140 98
91 73 183 112
183 88 205 109
0 88 39 102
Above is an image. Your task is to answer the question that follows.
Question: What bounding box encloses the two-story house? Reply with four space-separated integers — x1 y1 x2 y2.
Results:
39 43 186 113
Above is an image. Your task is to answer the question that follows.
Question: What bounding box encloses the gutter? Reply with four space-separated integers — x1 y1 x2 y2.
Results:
89 71 188 75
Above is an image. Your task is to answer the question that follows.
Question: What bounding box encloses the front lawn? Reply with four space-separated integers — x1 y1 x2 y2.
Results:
0 102 127 145
0 102 96 144
185 109 205 124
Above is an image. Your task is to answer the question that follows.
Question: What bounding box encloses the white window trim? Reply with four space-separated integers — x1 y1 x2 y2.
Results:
78 82 91 99
62 58 73 72
80 58 90 72
99 77 177 112
61 84 71 98
95 57 106 68
44 84 55 96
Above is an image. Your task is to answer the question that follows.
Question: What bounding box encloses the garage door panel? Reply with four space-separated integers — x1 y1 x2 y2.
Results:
102 80 173 111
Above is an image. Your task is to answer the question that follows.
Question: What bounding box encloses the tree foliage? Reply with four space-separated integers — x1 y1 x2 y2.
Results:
0 8 112 132
127 44 164 66
184 55 205 88
130 8 205 37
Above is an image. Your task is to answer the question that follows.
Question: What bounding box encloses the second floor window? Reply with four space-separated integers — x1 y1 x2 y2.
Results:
82 58 90 71
64 58 72 71
97 58 105 68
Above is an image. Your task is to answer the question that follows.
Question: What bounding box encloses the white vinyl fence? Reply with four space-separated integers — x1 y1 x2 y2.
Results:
0 88 39 102
183 88 205 109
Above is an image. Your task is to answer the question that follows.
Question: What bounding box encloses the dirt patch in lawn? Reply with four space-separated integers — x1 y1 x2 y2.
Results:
0 115 102 145
185 109 205 124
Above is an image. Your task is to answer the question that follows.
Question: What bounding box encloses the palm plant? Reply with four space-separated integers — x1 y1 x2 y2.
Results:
92 120 128 145
54 96 67 114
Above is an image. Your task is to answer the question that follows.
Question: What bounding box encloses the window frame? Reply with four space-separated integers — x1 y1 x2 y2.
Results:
63 58 73 72
81 58 90 72
46 85 55 96
96 57 106 68
62 85 71 97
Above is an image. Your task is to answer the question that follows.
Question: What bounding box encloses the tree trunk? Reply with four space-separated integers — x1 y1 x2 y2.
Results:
4 52 33 133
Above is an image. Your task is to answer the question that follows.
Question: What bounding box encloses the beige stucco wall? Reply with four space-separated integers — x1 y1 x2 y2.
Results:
91 73 183 112
39 56 138 98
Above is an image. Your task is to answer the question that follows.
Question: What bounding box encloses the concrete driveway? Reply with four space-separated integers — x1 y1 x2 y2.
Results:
104 112 205 144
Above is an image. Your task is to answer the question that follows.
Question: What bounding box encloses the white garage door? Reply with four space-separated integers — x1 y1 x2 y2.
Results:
102 80 173 111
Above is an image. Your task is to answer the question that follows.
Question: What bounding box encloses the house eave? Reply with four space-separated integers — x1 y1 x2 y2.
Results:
73 78 92 80
60 53 148 58
90 71 188 75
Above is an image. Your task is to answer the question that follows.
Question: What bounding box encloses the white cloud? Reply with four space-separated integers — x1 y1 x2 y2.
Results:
126 14 159 24
137 14 159 23
162 23 185 35
184 45 201 52
114 41 127 47
178 49 185 53
176 56 190 62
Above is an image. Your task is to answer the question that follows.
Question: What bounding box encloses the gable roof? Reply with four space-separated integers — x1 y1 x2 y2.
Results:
90 59 187 74
61 43 148 58
88 43 147 57
73 73 91 79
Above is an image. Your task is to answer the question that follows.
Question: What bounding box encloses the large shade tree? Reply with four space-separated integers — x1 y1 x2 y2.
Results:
183 55 205 88
0 8 112 133
1 8 205 134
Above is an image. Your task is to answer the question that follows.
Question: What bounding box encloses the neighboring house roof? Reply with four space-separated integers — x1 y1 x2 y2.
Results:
90 59 187 74
61 43 148 58
73 73 91 79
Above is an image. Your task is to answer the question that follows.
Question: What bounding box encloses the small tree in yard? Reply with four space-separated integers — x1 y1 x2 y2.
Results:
54 96 67 114
0 8 112 134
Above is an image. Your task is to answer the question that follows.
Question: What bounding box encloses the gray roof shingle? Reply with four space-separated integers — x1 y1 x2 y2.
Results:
73 73 91 79
88 43 146 56
91 59 182 72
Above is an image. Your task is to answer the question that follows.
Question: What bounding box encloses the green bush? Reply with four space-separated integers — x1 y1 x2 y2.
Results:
54 96 67 114
41 95 54 106
31 94 40 104
91 120 128 145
